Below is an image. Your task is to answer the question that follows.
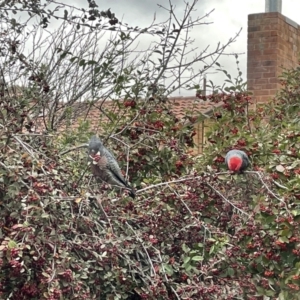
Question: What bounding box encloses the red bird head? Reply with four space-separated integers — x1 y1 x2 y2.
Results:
227 156 243 172
225 149 250 173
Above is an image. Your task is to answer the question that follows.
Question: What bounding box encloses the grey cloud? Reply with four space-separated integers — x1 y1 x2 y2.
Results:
10 0 300 96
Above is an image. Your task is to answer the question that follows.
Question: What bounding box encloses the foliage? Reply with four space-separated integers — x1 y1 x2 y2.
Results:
0 0 241 299
3 65 300 300
195 65 300 299
0 0 240 132
3 0 300 300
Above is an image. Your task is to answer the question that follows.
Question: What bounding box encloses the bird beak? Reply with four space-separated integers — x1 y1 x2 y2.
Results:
90 151 101 164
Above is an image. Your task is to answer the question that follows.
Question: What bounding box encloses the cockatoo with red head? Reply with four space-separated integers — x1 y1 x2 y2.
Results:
225 149 250 173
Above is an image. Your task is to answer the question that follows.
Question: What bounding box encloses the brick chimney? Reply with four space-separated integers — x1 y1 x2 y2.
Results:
247 2 300 103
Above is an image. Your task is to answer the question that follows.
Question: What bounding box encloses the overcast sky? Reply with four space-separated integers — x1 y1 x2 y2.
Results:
87 0 299 96
28 1 300 97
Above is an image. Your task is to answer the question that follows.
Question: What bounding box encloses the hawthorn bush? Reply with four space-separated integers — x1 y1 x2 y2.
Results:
195 66 300 299
2 66 300 299
1 1 300 299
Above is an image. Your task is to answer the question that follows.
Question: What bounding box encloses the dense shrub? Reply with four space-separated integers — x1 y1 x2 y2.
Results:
1 66 300 299
1 0 300 299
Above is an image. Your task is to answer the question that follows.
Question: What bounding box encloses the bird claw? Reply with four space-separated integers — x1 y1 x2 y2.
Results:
90 154 101 163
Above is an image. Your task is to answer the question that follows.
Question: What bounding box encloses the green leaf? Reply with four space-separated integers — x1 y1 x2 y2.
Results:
79 59 85 66
292 210 300 216
8 240 17 249
264 215 276 224
278 236 289 243
191 256 203 262
70 57 78 63
87 60 97 65
279 229 292 238
182 243 189 253
163 263 173 276
227 267 234 277
94 66 101 74
183 256 190 265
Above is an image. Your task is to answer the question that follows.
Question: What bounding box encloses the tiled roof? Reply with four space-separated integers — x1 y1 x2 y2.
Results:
167 96 223 118
34 96 223 132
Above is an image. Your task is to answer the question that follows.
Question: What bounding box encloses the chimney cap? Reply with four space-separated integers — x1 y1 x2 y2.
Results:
265 0 282 13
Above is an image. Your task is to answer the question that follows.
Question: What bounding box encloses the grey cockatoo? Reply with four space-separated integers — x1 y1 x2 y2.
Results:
225 149 250 173
88 135 135 198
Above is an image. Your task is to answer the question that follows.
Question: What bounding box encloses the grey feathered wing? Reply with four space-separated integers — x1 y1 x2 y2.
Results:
241 152 250 171
95 147 135 198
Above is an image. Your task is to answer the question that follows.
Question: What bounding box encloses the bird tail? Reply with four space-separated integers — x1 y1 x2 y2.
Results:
128 190 136 199
126 185 136 199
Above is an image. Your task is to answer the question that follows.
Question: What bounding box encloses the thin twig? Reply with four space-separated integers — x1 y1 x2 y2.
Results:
168 185 210 262
206 181 250 217
247 171 284 202
272 180 288 190
136 175 201 194
125 221 156 277
13 135 36 158
96 195 114 234
155 249 180 300
60 143 88 156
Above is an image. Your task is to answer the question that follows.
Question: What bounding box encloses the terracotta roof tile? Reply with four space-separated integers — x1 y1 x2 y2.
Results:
167 96 223 118
34 96 223 132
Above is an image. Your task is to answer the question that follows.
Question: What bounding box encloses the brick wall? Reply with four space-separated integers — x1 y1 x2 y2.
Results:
247 12 300 103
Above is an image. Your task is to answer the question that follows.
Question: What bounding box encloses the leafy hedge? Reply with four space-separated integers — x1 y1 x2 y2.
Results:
1 67 300 299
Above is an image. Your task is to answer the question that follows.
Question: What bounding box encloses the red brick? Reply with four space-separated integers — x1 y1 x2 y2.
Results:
265 13 283 19
262 60 276 66
248 13 300 103
248 49 263 56
251 72 263 79
253 66 269 73
248 14 258 21
248 32 255 39
263 48 277 55
261 25 277 31
270 30 278 36
268 42 278 48
278 43 285 51
266 66 277 73
268 18 281 24
262 36 278 43
248 26 261 32
247 79 255 86
263 72 276 78
255 90 270 96
259 96 273 102
255 31 273 38
252 61 263 67
247 37 262 45
261 54 277 61
265 83 278 89
255 41 270 49
269 77 280 83
269 89 278 95
255 78 268 84
247 67 255 74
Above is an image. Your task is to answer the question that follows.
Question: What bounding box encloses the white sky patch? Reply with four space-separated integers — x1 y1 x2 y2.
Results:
3 0 300 97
